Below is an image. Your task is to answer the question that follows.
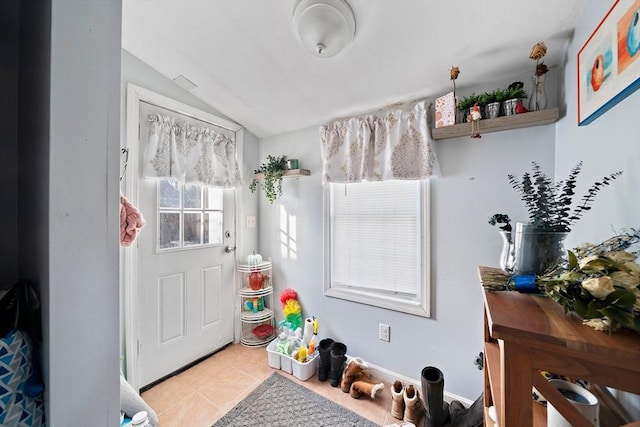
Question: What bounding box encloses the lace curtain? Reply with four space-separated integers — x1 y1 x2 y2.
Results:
319 101 439 183
142 114 241 187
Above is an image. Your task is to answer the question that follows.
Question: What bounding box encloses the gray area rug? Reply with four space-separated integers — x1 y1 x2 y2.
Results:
212 372 379 427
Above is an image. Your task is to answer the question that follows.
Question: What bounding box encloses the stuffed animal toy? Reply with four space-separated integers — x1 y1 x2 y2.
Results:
279 288 302 331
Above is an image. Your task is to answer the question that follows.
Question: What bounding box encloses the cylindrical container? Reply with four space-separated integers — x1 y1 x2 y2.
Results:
547 380 599 427
514 222 568 275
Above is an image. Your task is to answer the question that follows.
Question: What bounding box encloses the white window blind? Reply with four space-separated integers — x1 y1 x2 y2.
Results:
325 180 430 317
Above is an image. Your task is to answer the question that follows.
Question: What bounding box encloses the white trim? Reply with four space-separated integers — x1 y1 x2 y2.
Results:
323 180 431 318
345 356 473 406
123 83 242 390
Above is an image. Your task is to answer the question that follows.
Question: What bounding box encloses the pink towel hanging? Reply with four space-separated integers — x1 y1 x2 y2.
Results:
120 195 145 247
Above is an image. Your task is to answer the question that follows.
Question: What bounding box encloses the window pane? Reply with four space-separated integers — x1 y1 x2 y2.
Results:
183 212 202 246
159 212 181 249
330 181 420 295
205 187 223 210
183 184 202 209
159 180 181 208
204 212 223 245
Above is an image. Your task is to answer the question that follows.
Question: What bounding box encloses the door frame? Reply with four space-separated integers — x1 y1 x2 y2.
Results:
123 83 244 390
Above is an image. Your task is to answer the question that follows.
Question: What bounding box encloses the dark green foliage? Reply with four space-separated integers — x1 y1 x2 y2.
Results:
488 213 512 231
249 155 288 203
507 161 623 232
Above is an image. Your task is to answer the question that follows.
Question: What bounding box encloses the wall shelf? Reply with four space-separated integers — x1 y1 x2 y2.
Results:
254 169 310 179
431 108 560 140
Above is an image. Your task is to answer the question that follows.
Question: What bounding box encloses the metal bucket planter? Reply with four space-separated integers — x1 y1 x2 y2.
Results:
502 98 522 116
485 102 501 119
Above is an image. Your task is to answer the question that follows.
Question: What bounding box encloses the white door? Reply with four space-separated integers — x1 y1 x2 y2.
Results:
135 102 235 388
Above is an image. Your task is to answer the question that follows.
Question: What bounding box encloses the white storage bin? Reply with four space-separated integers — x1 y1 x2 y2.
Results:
292 353 318 381
265 338 318 380
266 339 281 370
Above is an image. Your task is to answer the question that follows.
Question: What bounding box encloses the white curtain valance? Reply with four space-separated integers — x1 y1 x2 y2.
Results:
319 101 439 183
143 114 241 187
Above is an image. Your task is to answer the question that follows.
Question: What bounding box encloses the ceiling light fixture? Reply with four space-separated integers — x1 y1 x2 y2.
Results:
293 0 356 58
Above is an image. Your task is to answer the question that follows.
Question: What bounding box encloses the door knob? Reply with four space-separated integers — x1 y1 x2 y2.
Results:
225 245 236 253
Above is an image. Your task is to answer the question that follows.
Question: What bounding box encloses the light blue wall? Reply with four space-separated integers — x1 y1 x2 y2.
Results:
258 114 555 400
555 0 640 417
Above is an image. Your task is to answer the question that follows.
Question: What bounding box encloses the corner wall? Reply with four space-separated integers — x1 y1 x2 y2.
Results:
555 0 640 417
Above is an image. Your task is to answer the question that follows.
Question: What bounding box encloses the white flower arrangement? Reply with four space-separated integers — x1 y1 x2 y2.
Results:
537 230 640 332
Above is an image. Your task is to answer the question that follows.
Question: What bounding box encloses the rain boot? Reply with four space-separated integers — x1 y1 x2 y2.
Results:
403 384 424 425
317 338 334 381
390 380 405 420
328 342 347 387
449 393 483 427
421 366 450 427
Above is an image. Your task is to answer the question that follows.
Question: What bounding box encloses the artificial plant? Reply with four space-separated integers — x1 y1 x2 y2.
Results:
249 154 288 203
507 161 623 232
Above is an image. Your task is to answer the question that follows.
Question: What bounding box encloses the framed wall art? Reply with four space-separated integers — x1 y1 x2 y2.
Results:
578 0 640 126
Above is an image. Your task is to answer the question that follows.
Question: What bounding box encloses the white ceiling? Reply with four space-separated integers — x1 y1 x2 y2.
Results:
122 0 585 138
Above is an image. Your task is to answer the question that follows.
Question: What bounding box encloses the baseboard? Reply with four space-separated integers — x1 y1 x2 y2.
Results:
355 358 474 407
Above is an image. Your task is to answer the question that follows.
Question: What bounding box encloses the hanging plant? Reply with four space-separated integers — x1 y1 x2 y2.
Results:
249 155 288 203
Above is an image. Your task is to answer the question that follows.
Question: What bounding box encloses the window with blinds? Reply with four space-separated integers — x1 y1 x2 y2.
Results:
323 180 431 317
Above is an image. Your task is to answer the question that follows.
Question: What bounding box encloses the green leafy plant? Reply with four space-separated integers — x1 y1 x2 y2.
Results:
457 93 478 111
504 86 528 100
476 92 490 107
249 155 288 203
488 213 512 232
507 161 623 232
491 88 507 103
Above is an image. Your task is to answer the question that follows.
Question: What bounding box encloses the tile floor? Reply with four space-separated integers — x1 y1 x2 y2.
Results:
141 342 402 427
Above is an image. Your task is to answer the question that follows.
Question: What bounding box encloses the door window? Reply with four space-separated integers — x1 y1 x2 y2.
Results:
157 179 223 251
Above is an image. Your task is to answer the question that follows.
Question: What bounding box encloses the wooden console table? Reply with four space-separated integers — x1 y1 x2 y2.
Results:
479 266 640 427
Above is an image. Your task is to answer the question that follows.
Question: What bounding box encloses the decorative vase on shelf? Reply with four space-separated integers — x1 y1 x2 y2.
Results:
529 74 548 111
499 231 516 274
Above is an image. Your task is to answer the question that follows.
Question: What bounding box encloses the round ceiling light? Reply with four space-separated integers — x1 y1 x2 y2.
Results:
293 0 356 58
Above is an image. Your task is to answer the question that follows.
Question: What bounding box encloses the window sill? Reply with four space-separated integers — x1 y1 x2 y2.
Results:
324 286 430 318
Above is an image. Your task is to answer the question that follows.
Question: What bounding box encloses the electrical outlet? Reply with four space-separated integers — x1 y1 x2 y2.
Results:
246 215 256 228
379 323 390 342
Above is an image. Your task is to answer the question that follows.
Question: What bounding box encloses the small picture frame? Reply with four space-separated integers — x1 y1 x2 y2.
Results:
577 0 640 126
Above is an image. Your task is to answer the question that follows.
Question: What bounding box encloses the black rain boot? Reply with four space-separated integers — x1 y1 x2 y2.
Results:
317 338 334 382
421 366 450 427
328 342 347 387
449 393 483 427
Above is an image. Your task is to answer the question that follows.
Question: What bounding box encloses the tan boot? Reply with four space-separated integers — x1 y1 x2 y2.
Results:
391 380 405 420
349 380 384 399
403 384 424 425
340 357 368 393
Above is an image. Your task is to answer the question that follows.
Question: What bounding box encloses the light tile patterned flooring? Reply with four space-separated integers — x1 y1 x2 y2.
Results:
141 342 401 427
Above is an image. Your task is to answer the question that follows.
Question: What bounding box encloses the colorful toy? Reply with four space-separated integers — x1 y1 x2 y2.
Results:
297 346 307 363
279 288 302 331
243 296 264 313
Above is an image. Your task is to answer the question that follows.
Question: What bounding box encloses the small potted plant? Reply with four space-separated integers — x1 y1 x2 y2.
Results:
457 93 478 123
249 155 288 203
502 82 528 116
484 90 502 119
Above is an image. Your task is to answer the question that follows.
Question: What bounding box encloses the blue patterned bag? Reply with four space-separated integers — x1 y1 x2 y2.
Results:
0 330 44 426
